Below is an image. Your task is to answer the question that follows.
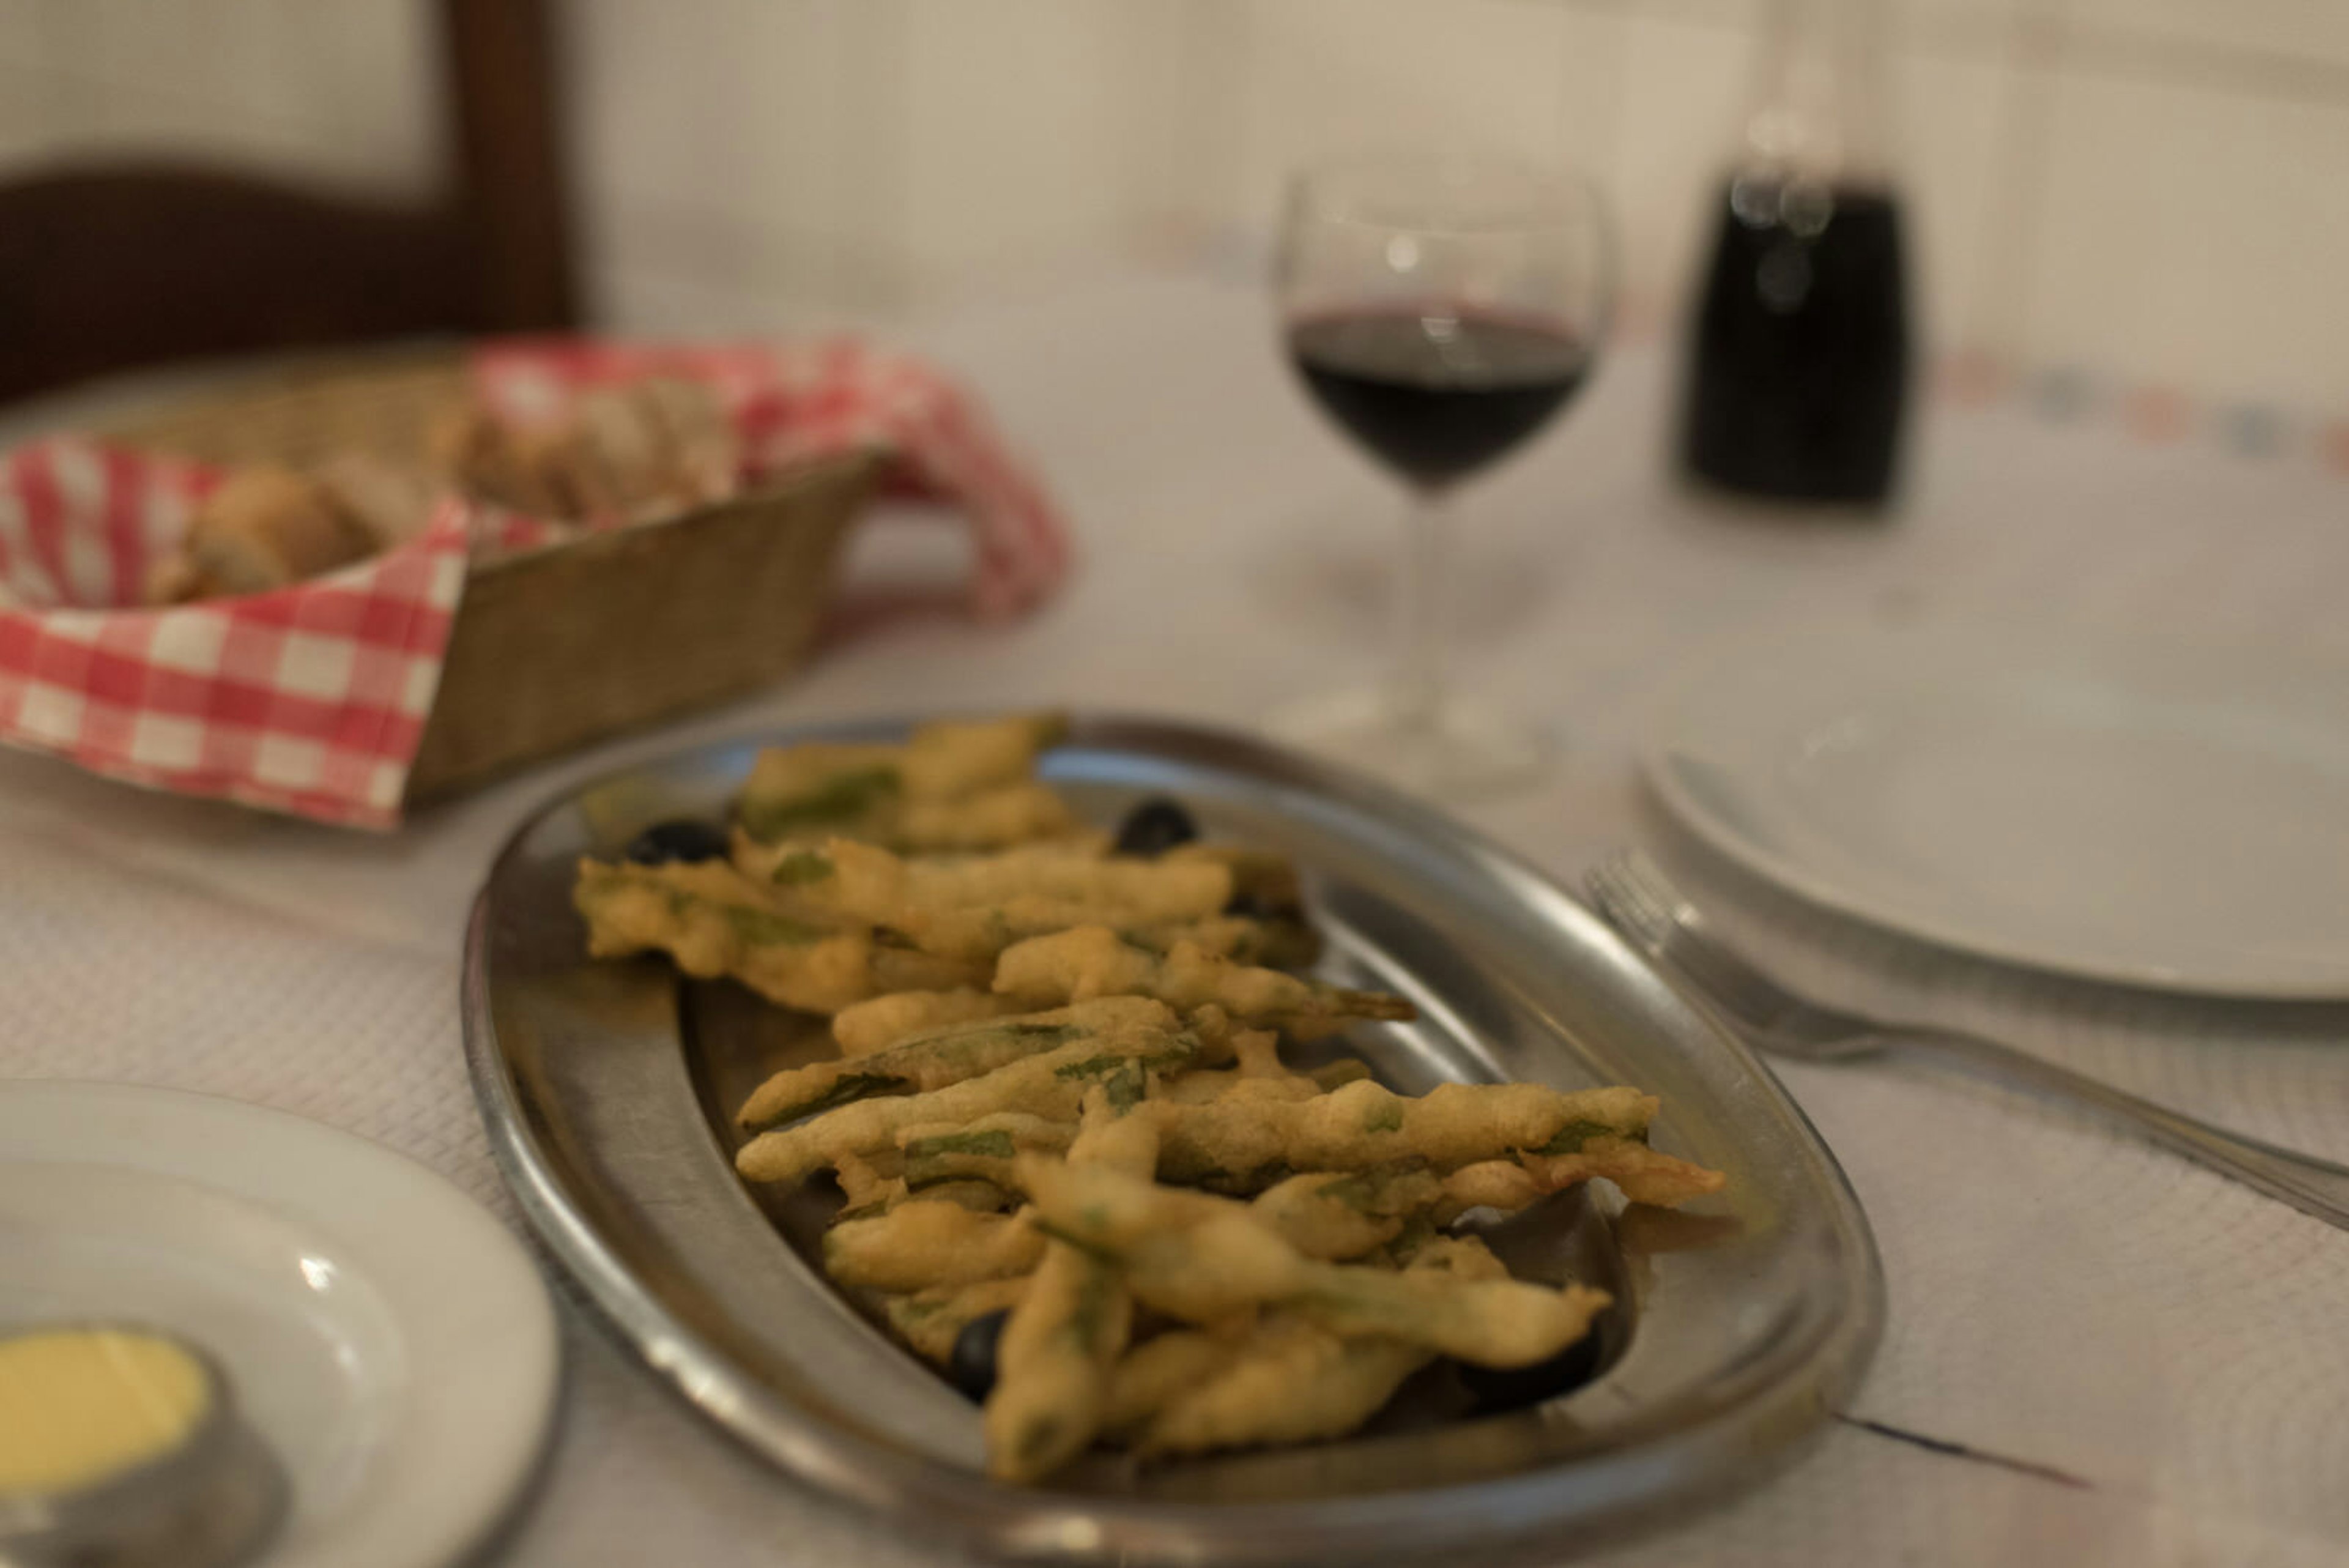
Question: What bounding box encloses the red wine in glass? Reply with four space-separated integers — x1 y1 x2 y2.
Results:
1288 308 1589 490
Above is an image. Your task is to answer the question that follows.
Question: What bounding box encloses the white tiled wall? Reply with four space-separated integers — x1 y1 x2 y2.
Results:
0 0 437 191
1 0 2345 406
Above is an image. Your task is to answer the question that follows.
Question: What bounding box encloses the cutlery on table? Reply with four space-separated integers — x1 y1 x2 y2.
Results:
1583 849 2349 1234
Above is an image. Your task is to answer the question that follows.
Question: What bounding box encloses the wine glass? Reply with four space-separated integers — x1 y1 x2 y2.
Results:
1270 153 1612 798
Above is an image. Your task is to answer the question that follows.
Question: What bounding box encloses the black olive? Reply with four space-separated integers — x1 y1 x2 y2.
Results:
623 819 730 866
1455 1331 1606 1413
1113 797 1199 857
948 1309 1009 1402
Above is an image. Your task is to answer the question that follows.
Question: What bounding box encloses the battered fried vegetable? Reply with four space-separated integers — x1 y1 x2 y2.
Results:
1247 1167 1447 1261
737 1029 1204 1183
573 858 987 1011
736 714 1069 843
737 741 902 842
737 997 1174 1134
1309 1058 1376 1091
831 989 1031 1056
902 713 1071 801
1134 1238 1506 1457
779 839 1234 962
993 927 1415 1039
1160 844 1302 913
1018 1157 1609 1367
1438 1137 1727 1215
1101 1329 1245 1438
822 1201 1045 1290
1123 914 1321 970
576 860 861 1009
1146 1080 1660 1191
889 784 1082 853
1158 1070 1317 1107
1141 1315 1421 1455
884 1276 1033 1365
832 1151 900 1209
984 1099 1159 1481
593 713 1731 1484
899 1113 1078 1191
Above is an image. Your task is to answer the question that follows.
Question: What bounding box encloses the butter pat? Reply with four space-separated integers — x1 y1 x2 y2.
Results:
0 1328 213 1496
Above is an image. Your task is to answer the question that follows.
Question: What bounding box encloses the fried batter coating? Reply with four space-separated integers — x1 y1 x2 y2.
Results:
890 784 1082 852
823 1200 1044 1290
1017 1157 1608 1367
736 1028 1203 1183
992 927 1414 1039
883 1276 1033 1365
1122 914 1321 970
1133 1238 1505 1457
898 1113 1078 1191
573 858 984 1011
1247 1167 1447 1261
904 713 1070 801
574 859 863 1009
768 839 1233 962
736 997 1174 1134
831 989 1031 1056
1102 1329 1247 1439
1160 844 1303 914
736 713 1067 842
984 1098 1159 1481
1143 1080 1659 1191
1438 1137 1727 1215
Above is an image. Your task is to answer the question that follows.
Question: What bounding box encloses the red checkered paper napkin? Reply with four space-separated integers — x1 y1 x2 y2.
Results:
0 338 1073 829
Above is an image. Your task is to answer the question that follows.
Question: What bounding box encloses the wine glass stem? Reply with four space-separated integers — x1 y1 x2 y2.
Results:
1391 491 1448 734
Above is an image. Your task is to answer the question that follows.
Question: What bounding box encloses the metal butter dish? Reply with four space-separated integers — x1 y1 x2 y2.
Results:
462 717 1883 1562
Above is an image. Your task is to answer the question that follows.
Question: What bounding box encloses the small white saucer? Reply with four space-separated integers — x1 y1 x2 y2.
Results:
0 1082 559 1568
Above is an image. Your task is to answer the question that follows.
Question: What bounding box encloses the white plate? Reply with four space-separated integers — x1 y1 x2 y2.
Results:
1640 623 2349 997
0 1083 559 1568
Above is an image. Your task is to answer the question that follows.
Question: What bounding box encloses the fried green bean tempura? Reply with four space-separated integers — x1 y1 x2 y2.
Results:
736 1029 1204 1183
736 997 1174 1134
1122 913 1323 972
1135 1239 1506 1457
883 1276 1033 1365
1246 1167 1447 1261
735 713 1069 843
573 858 981 1013
1440 1137 1727 1214
984 1098 1159 1481
823 1201 1044 1290
773 839 1234 962
993 926 1416 1039
898 1113 1078 1191
1145 1079 1658 1191
831 989 1031 1056
1018 1156 1609 1367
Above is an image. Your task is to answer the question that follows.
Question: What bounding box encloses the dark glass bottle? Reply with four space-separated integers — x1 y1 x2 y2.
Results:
1679 0 1912 506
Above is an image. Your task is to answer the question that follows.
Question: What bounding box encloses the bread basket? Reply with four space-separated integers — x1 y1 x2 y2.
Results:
94 350 881 801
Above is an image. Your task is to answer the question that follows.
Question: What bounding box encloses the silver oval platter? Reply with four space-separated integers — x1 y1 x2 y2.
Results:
462 716 1883 1562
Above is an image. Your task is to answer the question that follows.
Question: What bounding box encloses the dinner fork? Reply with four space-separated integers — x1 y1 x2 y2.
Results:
1583 849 2349 1235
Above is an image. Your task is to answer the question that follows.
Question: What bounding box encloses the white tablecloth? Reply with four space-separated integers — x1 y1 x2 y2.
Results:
3 272 2345 1567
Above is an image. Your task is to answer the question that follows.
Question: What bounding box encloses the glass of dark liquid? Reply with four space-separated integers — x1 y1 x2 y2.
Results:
1679 0 1911 505
1272 154 1611 797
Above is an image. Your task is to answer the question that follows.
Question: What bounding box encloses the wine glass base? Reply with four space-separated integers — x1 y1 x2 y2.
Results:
1264 688 1553 801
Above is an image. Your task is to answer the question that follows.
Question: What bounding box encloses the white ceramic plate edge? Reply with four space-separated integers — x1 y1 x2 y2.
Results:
1638 625 2349 1000
0 1081 560 1568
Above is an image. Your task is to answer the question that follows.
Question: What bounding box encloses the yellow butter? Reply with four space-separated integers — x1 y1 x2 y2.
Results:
0 1328 212 1495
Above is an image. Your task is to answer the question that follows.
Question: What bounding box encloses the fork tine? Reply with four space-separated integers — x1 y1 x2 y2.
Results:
1608 852 1793 1012
1583 851 1674 948
1588 851 1805 1030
